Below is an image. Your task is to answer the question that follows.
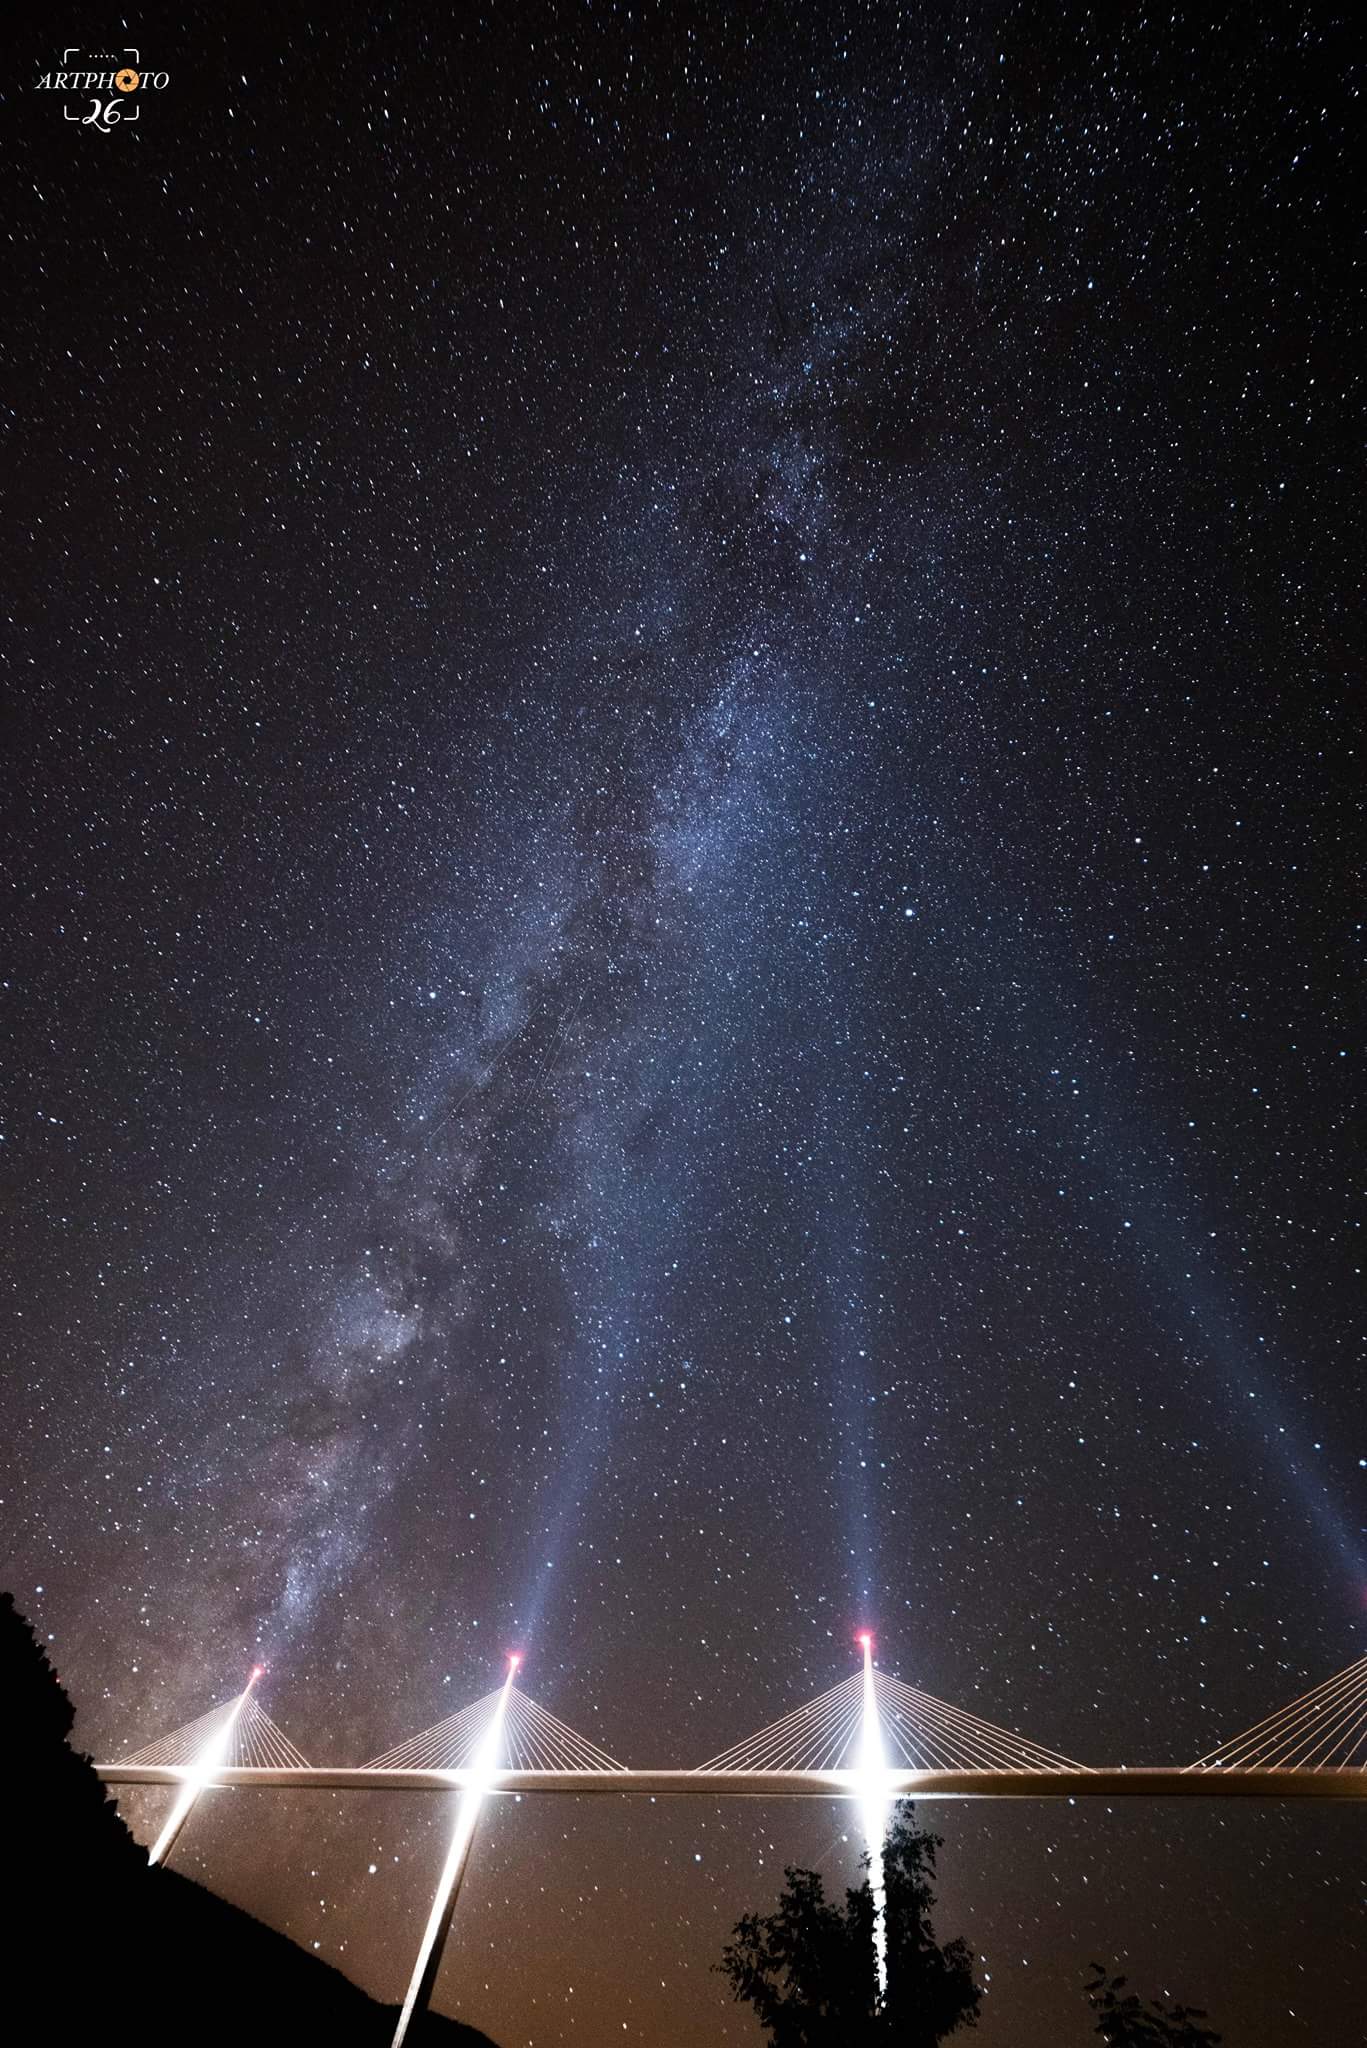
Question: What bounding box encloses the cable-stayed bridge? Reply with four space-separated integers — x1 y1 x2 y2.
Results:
102 1645 1367 1802
97 1641 1366 2045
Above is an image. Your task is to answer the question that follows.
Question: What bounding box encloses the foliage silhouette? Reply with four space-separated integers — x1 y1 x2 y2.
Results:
718 1801 981 2045
1084 1964 1222 2047
1 1590 497 2046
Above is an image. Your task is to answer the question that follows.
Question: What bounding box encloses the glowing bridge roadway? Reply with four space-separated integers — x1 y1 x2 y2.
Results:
97 1761 1367 1799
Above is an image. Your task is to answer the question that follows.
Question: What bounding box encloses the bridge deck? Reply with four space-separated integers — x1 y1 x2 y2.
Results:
96 1764 1367 1800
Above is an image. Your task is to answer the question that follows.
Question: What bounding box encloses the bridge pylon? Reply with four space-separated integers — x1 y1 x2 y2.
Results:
116 1666 307 1865
374 1658 623 2046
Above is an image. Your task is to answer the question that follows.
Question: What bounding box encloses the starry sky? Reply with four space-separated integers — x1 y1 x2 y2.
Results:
3 4 1363 2042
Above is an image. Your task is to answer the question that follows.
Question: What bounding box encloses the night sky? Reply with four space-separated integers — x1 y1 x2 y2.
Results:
3 5 1363 2042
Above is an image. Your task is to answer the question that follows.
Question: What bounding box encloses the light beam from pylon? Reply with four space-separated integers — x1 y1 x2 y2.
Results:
391 1653 520 2048
857 1633 889 2004
148 1664 263 1867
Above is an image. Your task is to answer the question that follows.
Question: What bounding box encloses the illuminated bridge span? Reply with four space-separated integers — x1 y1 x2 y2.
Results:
98 1642 1366 2046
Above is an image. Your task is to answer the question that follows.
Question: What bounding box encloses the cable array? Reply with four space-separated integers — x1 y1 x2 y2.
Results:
1186 1653 1367 1771
696 1668 1081 1773
110 1657 1366 1779
120 1696 309 1769
697 1674 865 1773
875 1670 1080 1772
366 1684 624 1773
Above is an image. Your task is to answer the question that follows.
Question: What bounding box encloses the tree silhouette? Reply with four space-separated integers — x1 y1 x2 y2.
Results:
1085 1965 1222 2047
718 1802 981 2045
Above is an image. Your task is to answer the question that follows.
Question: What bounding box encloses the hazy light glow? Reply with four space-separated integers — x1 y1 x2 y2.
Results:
148 1667 261 1867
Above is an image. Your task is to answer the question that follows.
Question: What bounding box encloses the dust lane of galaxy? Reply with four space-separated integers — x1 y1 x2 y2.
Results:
3 7 1363 2044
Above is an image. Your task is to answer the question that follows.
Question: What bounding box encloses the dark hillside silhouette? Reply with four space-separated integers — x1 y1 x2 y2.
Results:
1 1591 498 2046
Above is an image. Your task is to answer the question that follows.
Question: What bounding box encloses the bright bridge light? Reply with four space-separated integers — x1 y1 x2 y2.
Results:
391 1653 520 2048
148 1665 261 1867
453 1654 517 1799
857 1632 890 2004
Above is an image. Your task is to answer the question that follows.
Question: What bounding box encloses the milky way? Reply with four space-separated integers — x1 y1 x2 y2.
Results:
4 7 1363 2042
